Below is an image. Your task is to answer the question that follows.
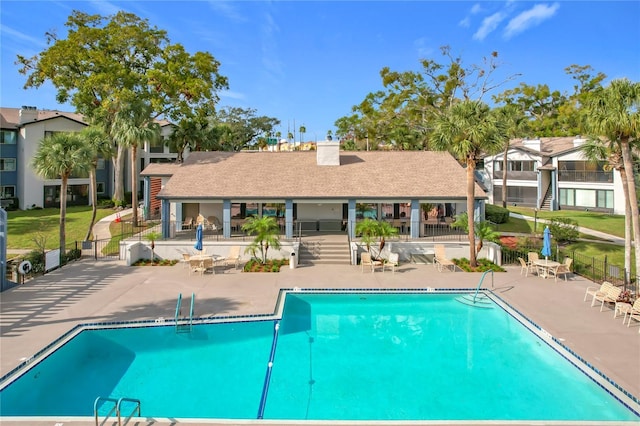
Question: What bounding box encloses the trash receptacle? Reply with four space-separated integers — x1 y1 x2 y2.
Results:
290 252 296 269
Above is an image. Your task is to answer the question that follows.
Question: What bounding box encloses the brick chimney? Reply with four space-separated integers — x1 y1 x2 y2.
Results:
19 106 38 124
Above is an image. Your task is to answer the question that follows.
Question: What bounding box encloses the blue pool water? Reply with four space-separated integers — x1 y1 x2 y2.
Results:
1 292 638 422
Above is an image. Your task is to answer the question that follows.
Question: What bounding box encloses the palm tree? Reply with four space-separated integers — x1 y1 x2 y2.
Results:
167 119 208 163
299 125 306 144
431 100 504 267
582 138 635 283
355 219 398 260
111 103 160 226
241 215 281 263
583 78 640 273
145 231 162 264
32 132 92 257
451 212 500 255
79 126 113 241
494 104 529 208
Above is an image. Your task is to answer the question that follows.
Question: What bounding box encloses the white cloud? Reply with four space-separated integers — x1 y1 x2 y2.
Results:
260 11 283 81
89 0 123 16
459 17 470 28
414 37 434 58
0 25 47 48
207 0 246 23
220 90 245 100
504 3 560 39
471 4 483 14
473 11 507 41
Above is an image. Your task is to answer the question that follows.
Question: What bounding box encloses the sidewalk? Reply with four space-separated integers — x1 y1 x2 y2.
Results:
91 207 133 241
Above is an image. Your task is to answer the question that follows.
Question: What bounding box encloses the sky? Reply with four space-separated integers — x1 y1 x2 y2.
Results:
1 1 639 142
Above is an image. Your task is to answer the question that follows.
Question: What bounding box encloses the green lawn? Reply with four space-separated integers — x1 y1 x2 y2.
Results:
508 206 626 239
6 206 114 250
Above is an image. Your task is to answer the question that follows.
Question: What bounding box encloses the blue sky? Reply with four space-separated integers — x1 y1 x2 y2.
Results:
1 1 639 141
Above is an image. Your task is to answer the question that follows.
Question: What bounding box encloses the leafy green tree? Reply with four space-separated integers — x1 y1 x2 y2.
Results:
583 78 640 274
450 212 500 254
431 100 505 267
241 215 281 263
79 126 113 241
110 102 161 226
17 10 228 202
209 107 280 151
547 218 579 244
31 132 92 256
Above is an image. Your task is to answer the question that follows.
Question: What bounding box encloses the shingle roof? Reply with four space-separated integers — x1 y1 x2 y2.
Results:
151 150 486 200
508 137 587 157
0 107 86 128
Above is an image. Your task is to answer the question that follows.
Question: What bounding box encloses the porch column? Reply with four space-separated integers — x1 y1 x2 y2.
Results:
551 170 558 211
410 199 420 239
474 200 484 221
348 199 356 239
222 199 231 239
143 176 151 220
161 199 170 239
285 199 293 239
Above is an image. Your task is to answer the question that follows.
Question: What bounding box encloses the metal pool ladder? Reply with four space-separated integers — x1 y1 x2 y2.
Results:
93 396 140 426
455 270 494 308
175 292 195 333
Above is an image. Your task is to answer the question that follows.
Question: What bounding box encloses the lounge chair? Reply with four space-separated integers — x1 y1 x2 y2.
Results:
224 246 241 270
591 283 622 312
361 252 383 273
518 257 536 277
583 281 613 303
549 258 572 282
433 244 455 272
384 252 400 274
625 298 640 327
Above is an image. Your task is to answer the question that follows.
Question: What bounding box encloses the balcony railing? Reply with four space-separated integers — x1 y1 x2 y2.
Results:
558 170 613 183
492 170 538 181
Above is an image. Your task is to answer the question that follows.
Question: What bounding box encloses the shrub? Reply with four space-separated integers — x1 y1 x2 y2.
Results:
64 248 82 263
24 250 45 274
547 217 579 243
453 258 505 272
486 204 510 224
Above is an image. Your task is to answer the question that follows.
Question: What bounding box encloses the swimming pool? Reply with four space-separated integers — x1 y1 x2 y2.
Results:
1 290 638 423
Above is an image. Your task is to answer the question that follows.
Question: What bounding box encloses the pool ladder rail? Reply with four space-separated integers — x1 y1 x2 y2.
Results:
175 292 195 333
455 270 494 308
94 396 140 426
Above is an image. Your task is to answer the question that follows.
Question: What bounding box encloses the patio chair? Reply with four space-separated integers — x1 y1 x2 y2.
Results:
625 298 640 327
361 252 383 273
591 283 622 312
384 252 400 274
549 258 572 282
433 244 455 272
181 252 191 269
224 246 241 270
518 257 536 277
583 281 613 303
527 252 539 267
182 216 194 229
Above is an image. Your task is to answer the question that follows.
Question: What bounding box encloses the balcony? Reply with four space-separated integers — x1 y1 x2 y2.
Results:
492 170 538 181
558 171 613 183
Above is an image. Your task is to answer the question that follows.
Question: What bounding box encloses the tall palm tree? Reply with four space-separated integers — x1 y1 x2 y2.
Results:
494 104 529 208
583 78 640 273
79 125 113 241
582 138 634 283
111 103 160 226
32 132 92 256
431 100 504 267
299 125 306 144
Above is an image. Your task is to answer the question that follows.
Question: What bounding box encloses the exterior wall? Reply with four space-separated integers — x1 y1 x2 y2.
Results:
18 118 87 209
483 149 541 207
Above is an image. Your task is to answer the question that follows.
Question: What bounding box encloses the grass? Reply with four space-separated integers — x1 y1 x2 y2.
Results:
6 206 114 250
508 206 626 239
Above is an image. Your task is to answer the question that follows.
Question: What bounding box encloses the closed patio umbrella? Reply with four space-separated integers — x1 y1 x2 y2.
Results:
194 223 203 252
541 226 552 260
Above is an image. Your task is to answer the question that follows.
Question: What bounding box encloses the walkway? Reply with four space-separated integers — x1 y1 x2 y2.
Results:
0 259 638 426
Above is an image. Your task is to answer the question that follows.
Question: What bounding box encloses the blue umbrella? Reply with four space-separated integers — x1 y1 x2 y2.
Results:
541 226 552 260
194 223 203 252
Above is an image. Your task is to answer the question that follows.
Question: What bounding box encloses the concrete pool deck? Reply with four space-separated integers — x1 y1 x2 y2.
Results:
1 258 639 426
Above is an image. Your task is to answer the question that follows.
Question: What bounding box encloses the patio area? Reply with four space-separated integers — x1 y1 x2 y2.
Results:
1 258 638 425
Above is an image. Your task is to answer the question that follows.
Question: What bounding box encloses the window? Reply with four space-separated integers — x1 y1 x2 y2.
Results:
508 160 535 172
148 138 164 153
97 158 106 170
559 188 613 209
0 130 17 144
0 158 16 171
1 186 15 198
96 182 105 194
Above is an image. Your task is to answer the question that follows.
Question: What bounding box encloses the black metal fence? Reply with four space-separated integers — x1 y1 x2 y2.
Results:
501 243 638 294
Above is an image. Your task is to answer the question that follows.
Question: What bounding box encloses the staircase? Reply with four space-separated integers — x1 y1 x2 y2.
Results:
540 186 552 211
298 236 351 265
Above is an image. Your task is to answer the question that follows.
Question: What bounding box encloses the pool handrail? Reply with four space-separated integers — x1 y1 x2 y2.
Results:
473 269 494 303
116 397 141 426
94 396 117 426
